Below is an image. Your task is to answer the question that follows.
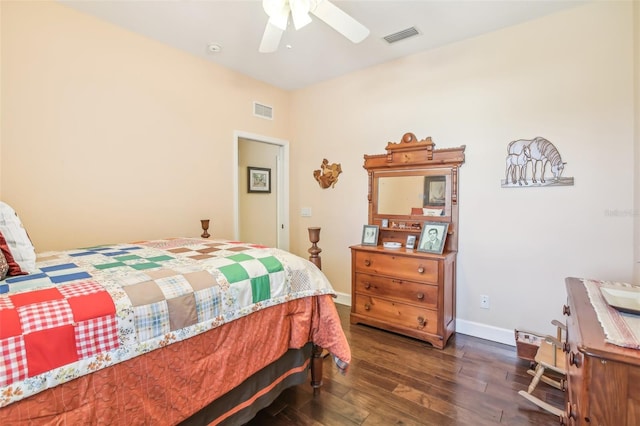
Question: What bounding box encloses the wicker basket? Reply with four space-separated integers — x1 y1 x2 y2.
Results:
514 329 543 362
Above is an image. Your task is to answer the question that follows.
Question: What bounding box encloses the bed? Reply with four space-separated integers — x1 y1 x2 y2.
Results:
0 203 350 425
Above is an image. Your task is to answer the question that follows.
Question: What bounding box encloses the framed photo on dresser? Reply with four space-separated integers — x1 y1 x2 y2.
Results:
417 222 448 254
361 225 379 246
406 235 416 249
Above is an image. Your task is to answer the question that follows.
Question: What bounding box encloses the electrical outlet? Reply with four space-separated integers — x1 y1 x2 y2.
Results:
480 295 490 309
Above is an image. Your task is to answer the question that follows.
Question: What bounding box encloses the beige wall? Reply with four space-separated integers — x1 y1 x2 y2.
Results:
1 1 637 341
290 1 636 336
1 0 290 251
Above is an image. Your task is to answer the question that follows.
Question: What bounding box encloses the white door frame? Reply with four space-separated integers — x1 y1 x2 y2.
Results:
233 131 290 251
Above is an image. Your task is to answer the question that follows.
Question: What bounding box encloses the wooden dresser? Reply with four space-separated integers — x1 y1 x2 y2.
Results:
564 277 640 425
351 246 456 349
350 132 465 349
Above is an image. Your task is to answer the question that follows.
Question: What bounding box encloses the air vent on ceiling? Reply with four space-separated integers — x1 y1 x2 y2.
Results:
253 101 273 120
383 27 420 44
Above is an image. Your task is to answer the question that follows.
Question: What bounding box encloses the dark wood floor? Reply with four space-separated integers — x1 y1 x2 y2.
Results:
246 303 564 425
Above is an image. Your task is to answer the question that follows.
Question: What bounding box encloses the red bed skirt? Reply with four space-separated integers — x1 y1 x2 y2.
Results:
2 294 349 425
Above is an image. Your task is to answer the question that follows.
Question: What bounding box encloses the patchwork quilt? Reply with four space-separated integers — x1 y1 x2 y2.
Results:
0 238 337 407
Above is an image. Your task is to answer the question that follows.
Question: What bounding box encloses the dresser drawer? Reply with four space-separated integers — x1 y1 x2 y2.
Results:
355 273 438 308
354 294 438 334
353 250 439 283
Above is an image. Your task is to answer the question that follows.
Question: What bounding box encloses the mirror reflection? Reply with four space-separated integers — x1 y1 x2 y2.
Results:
377 176 425 215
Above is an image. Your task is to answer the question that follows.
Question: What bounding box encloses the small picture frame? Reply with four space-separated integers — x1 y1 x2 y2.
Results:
361 225 379 246
406 235 416 250
248 167 271 193
417 222 449 254
381 219 389 228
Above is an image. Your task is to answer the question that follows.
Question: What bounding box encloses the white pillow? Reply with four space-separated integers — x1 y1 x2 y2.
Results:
0 202 36 273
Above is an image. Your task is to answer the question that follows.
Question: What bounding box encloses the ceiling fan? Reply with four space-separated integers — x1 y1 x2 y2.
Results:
259 0 370 53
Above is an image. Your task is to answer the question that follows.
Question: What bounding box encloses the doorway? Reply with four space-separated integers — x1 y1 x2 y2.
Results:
234 131 289 250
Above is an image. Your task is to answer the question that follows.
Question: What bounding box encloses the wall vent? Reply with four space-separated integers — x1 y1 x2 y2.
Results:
253 102 274 120
383 27 420 44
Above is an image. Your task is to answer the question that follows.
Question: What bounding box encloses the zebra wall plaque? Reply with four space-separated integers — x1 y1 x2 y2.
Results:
502 137 574 187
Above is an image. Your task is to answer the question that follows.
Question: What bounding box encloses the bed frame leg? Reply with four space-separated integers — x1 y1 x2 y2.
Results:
311 344 324 395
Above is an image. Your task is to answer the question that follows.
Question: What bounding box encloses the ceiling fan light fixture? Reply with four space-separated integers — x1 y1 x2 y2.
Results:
263 0 289 30
259 0 369 52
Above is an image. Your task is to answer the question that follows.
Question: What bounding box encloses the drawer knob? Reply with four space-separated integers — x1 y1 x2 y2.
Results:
563 304 571 316
416 293 424 300
569 351 581 368
562 342 571 353
364 282 371 289
417 316 426 329
364 259 371 267
364 303 371 311
417 266 425 274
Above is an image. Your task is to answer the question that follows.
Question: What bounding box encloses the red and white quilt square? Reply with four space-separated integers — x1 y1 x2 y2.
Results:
17 299 74 334
0 296 14 309
75 315 119 358
0 336 27 387
57 280 104 298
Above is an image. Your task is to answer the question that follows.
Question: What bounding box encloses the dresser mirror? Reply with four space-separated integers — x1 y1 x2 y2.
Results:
363 132 465 252
375 171 451 218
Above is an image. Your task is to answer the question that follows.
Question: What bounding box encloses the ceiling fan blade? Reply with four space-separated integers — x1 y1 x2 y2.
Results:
310 0 370 43
289 0 312 30
259 21 284 53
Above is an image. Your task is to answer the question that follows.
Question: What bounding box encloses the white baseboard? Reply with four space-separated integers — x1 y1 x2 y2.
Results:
333 291 351 307
333 293 515 347
453 319 515 346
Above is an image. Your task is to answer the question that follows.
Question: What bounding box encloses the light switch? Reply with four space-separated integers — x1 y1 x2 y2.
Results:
301 207 312 217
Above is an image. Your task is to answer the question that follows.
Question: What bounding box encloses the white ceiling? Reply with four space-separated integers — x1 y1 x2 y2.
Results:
59 0 585 91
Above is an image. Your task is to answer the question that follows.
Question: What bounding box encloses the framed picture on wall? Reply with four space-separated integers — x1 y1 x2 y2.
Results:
248 167 271 193
417 222 449 254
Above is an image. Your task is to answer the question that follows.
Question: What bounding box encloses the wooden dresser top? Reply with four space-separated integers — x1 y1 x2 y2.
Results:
566 277 640 367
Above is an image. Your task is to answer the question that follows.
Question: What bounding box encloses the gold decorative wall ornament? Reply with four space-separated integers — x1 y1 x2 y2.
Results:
313 159 342 189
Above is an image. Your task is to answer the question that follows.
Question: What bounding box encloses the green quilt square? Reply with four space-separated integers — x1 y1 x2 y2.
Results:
115 254 142 262
219 263 250 283
227 253 254 262
94 262 125 270
251 275 270 303
131 262 161 270
146 255 173 262
259 256 283 273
